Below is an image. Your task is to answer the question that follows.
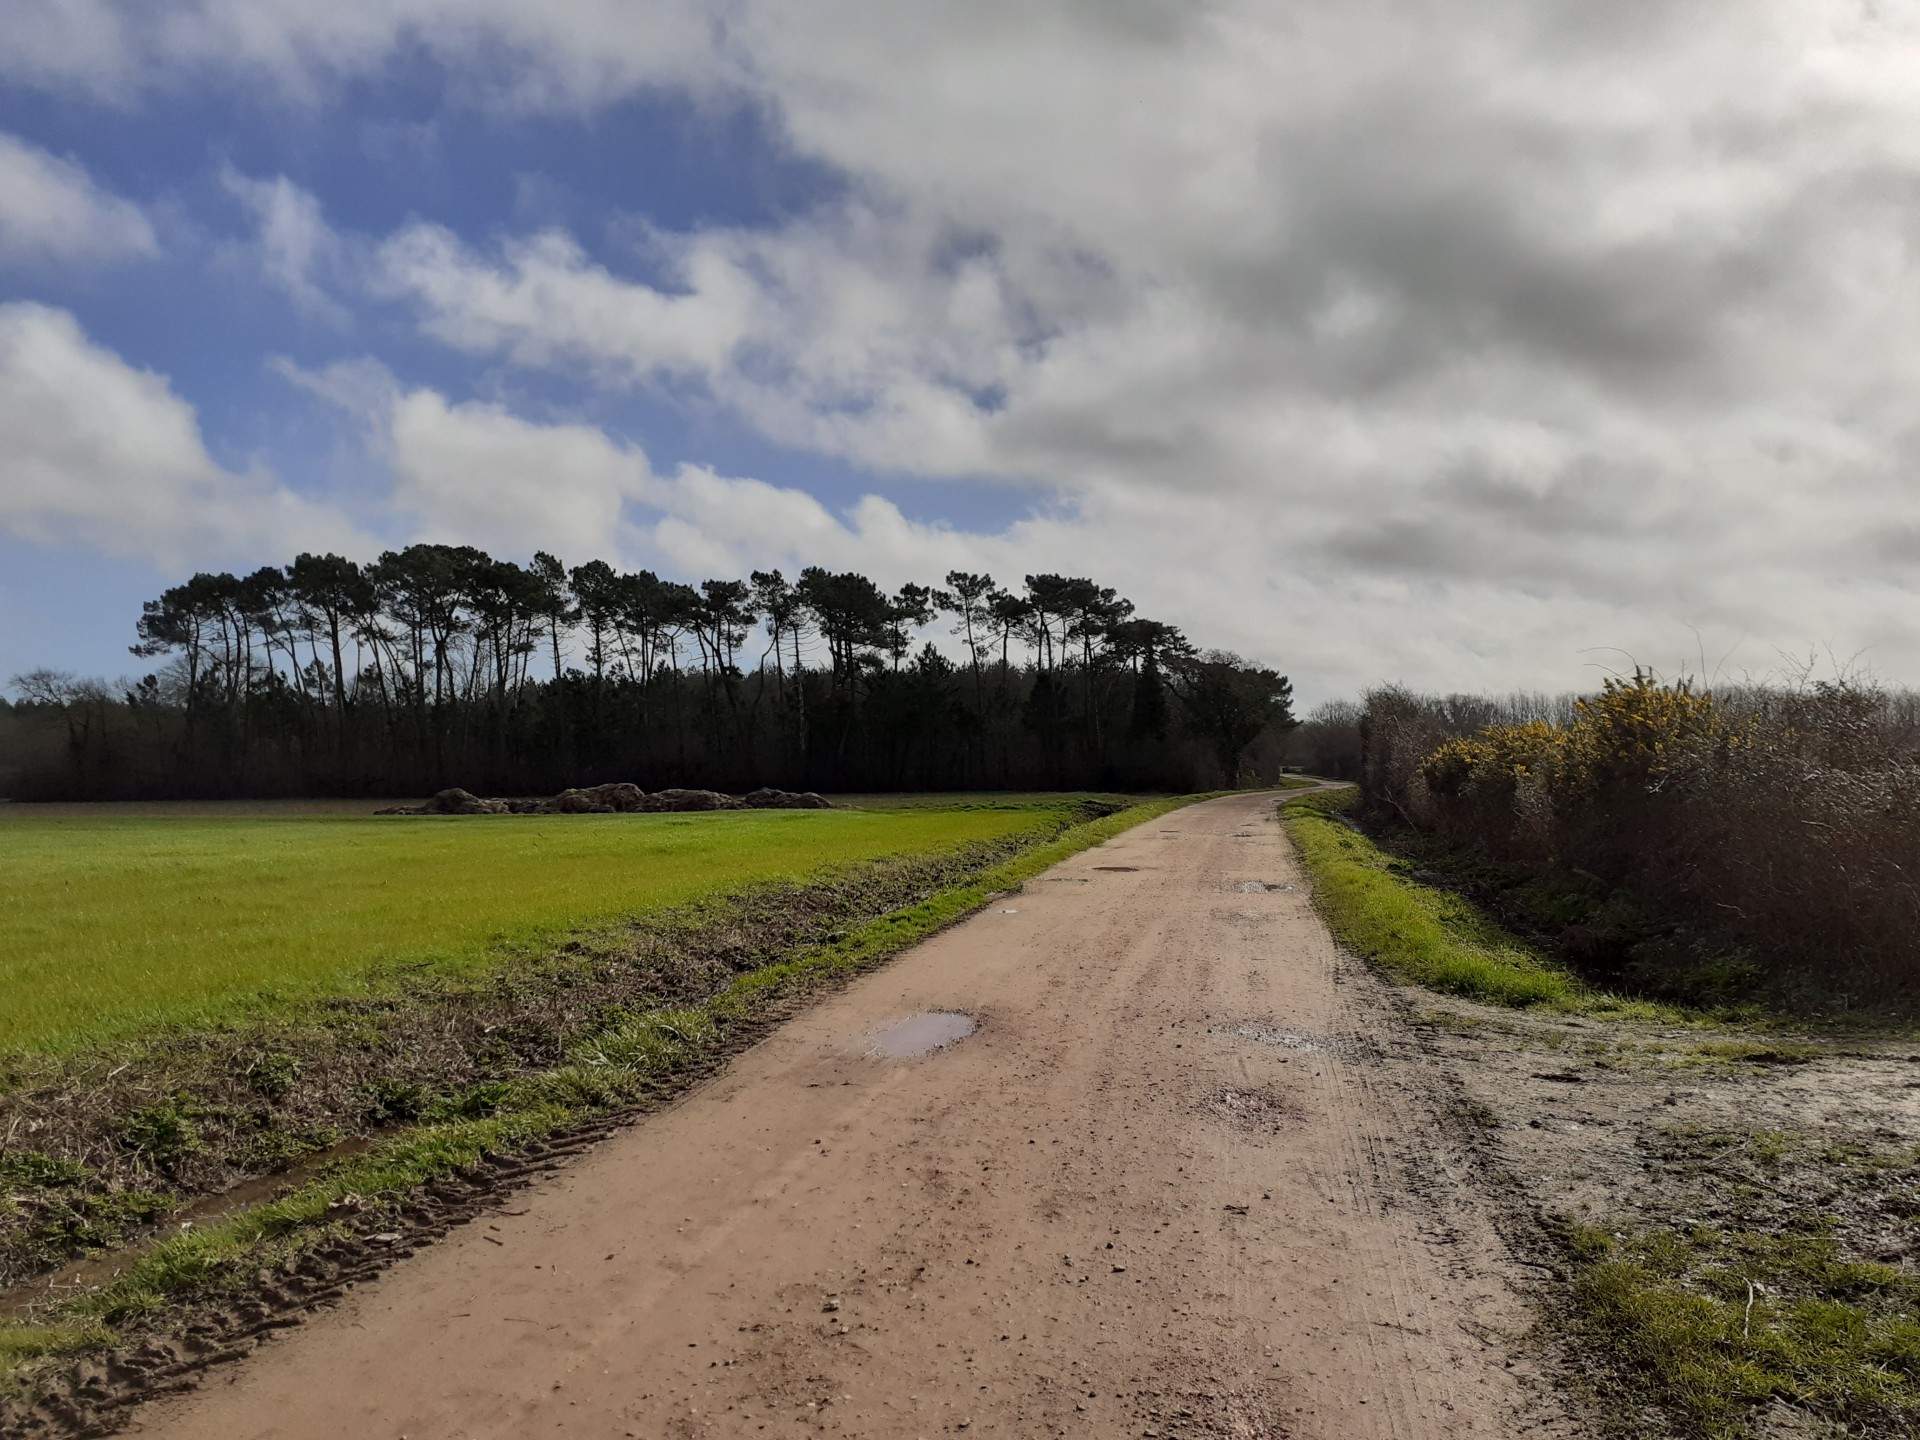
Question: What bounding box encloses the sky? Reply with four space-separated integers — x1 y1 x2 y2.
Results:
3 1 1919 707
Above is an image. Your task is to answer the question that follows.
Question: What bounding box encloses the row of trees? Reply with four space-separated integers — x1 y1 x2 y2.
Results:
3 544 1296 799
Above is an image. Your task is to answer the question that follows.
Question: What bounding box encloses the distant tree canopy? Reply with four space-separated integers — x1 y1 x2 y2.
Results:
4 544 1296 800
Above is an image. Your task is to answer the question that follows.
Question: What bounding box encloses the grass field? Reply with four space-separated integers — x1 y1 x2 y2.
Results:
0 804 1052 1054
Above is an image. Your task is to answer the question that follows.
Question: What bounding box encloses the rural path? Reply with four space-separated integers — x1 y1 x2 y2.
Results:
134 793 1562 1440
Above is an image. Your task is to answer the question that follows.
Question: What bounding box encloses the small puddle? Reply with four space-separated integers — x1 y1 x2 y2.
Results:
866 1011 977 1059
174 1136 376 1228
1093 865 1140 872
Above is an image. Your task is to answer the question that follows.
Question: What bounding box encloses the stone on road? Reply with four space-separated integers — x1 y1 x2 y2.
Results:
138 793 1559 1439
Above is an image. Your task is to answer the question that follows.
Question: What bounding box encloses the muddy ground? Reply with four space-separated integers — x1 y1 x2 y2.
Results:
1406 998 1920 1437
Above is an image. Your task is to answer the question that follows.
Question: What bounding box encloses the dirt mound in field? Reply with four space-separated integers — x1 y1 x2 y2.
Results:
412 788 509 815
740 787 831 809
549 782 653 813
378 785 830 816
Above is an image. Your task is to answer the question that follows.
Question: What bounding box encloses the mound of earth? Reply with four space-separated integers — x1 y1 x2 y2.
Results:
379 785 831 816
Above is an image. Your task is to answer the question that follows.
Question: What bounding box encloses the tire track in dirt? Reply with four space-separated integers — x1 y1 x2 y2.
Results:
128 793 1573 1440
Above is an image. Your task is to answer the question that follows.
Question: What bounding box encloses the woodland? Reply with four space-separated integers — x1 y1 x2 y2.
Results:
0 545 1296 800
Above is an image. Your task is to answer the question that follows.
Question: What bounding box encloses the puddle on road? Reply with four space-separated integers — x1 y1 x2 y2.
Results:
1093 865 1141 872
866 1011 977 1059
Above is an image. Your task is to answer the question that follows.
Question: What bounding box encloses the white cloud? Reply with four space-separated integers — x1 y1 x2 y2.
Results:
0 0 727 108
308 368 976 581
376 224 753 380
221 169 350 323
0 131 155 266
374 203 1095 480
0 304 361 568
385 389 656 559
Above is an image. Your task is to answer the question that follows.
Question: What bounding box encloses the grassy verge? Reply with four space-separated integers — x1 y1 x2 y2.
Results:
0 794 1189 1399
1270 774 1322 791
1282 790 1648 1012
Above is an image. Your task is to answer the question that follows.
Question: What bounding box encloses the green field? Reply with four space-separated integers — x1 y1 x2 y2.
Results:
0 805 1047 1053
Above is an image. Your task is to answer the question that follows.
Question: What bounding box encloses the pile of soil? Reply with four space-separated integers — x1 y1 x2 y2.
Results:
379 784 831 816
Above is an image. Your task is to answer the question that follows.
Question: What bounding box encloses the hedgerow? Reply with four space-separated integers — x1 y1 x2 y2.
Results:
1360 672 1920 1007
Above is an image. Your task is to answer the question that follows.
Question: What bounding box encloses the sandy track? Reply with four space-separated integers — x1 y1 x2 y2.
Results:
134 793 1563 1440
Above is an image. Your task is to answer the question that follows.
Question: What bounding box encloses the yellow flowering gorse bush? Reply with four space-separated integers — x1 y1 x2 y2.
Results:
1421 674 1725 802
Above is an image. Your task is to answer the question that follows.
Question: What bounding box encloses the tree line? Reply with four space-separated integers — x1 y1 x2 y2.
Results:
1 544 1296 799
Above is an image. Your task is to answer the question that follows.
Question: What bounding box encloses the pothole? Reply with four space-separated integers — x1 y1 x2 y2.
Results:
866 1011 977 1059
1208 1086 1299 1134
1227 880 1293 894
1228 1023 1341 1054
1093 865 1141 872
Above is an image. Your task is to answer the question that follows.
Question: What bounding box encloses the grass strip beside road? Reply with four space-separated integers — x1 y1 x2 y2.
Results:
0 794 1192 1398
1281 790 1683 1020
1282 790 1582 1008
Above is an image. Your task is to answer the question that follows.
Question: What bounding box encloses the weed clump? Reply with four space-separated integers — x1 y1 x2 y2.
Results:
116 1101 203 1171
0 1152 89 1189
1549 1123 1920 1437
362 1078 431 1125
242 1052 301 1101
1570 1221 1920 1435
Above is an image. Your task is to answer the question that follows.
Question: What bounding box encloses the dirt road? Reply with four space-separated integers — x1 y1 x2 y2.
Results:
134 793 1564 1440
